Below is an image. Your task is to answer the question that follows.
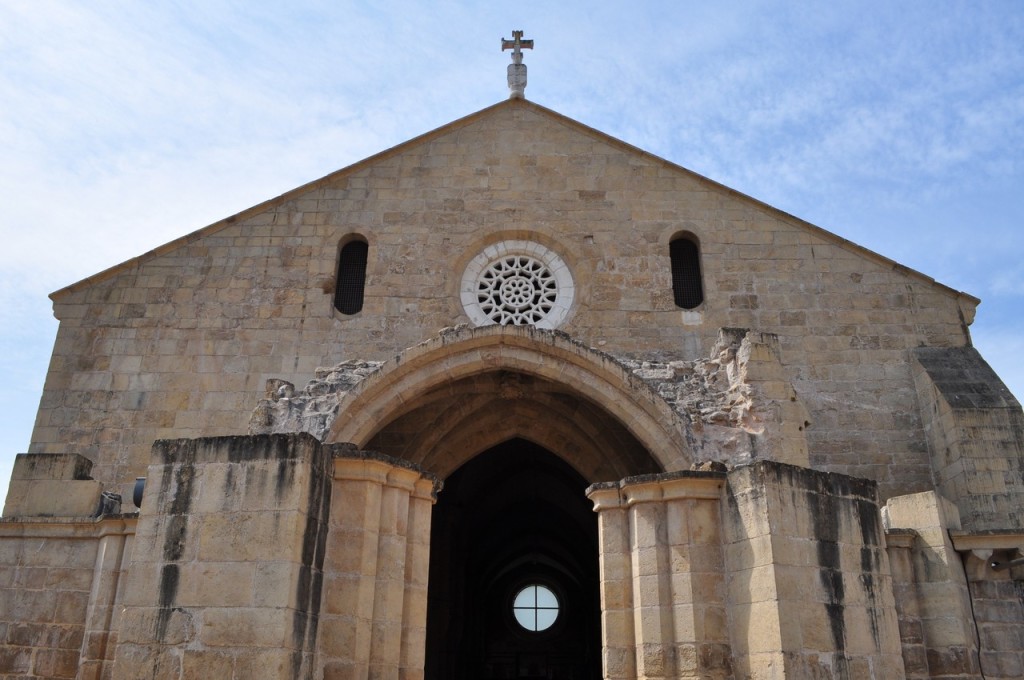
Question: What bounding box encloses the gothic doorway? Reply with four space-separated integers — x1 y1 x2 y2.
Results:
424 439 601 680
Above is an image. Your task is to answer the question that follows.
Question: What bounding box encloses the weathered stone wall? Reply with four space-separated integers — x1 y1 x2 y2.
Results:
884 531 928 678
961 550 1024 680
32 100 975 502
912 347 1024 531
102 434 438 680
252 327 811 474
588 471 731 679
0 518 133 680
3 453 102 518
79 523 134 680
112 434 332 680
588 461 905 679
317 447 439 680
723 461 904 679
883 492 981 679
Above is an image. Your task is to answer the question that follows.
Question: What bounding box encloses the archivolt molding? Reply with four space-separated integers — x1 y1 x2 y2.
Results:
327 325 692 471
250 325 809 475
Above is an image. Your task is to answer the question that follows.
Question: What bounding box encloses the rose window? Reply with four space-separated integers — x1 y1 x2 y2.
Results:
477 254 556 325
461 241 574 329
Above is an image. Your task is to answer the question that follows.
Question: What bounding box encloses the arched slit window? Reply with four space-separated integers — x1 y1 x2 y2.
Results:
334 239 368 315
670 235 704 309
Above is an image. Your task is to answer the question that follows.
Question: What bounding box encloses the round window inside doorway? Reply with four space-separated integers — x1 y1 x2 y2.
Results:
512 584 560 632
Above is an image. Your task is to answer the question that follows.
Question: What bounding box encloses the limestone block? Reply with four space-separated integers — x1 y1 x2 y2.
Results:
590 470 734 678
197 510 306 562
728 564 780 605
723 533 775 571
201 607 294 648
253 562 301 609
724 461 904 675
3 479 103 517
883 490 962 536
32 648 81 678
110 434 331 680
170 562 255 607
108 643 183 680
54 589 90 624
10 453 93 481
181 650 233 679
116 607 195 646
317 448 437 680
912 346 1024 530
17 99 1017 679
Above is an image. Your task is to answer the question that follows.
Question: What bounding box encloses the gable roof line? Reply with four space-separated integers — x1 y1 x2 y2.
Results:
49 99 517 300
522 101 979 308
50 97 979 309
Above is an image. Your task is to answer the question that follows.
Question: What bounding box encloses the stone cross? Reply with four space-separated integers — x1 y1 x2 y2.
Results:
502 30 533 99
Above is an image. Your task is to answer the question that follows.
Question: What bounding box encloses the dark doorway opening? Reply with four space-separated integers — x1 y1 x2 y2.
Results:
424 439 601 679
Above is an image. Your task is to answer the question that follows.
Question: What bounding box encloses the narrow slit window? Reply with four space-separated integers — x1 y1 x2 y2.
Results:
334 239 368 315
670 236 704 309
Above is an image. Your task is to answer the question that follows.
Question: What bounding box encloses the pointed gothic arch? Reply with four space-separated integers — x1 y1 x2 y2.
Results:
325 324 692 479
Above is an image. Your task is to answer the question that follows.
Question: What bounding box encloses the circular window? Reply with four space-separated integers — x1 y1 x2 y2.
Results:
461 240 574 329
512 584 559 632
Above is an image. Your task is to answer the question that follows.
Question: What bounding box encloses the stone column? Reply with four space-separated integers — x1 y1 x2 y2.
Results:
884 530 928 678
587 470 730 680
317 448 439 680
883 491 982 678
589 487 636 679
111 433 332 680
78 519 134 680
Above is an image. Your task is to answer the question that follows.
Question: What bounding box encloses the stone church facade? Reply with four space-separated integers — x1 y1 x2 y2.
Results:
2 84 1023 678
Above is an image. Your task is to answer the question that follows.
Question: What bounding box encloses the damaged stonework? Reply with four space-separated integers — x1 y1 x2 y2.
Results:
625 328 811 467
250 328 809 470
249 361 384 440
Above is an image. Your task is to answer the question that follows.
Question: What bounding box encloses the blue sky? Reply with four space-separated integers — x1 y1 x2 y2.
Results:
1 1 1022 497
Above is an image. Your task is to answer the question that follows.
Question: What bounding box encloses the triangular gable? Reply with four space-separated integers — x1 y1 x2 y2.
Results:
50 97 979 308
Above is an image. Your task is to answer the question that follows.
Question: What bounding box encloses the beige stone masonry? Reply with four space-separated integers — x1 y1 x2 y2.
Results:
0 516 134 679
949 532 1024 680
883 529 930 678
10 453 94 481
3 453 102 518
317 446 439 680
723 462 905 679
883 491 983 679
111 434 332 680
78 521 134 680
911 347 1024 531
34 99 977 504
588 470 730 679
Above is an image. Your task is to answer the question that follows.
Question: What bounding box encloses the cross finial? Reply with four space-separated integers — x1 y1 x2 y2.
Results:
501 30 533 99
